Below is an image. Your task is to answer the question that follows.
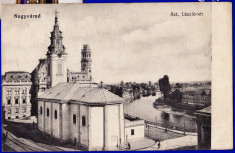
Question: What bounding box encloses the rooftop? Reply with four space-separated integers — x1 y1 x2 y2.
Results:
196 106 211 115
5 71 29 74
2 71 31 82
38 82 125 105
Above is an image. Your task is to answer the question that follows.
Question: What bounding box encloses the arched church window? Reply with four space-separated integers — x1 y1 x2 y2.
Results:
82 116 86 126
47 108 49 117
15 97 19 104
48 63 50 75
54 110 57 119
73 114 76 124
40 107 42 115
57 60 63 75
6 97 11 105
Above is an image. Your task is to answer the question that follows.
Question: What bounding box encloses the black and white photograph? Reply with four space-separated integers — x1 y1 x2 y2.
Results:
1 3 232 151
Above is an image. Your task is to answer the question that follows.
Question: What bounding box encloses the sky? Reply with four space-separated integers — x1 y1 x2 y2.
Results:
2 3 212 84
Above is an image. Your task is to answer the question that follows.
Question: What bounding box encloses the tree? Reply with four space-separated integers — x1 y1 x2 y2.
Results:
149 81 152 86
169 89 183 103
176 83 182 89
159 75 171 99
120 81 124 86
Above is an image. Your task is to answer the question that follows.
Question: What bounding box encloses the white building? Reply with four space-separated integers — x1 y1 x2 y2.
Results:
125 119 145 141
37 82 125 151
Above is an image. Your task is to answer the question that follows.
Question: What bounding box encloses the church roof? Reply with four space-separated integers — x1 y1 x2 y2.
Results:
38 82 125 105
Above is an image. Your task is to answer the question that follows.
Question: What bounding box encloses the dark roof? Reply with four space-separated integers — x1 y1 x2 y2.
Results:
184 89 211 96
3 71 31 82
196 106 211 115
183 91 195 96
5 71 29 74
38 82 125 105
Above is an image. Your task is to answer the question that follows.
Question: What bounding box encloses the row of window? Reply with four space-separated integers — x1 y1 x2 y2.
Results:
82 54 91 58
6 97 27 105
7 89 27 95
8 115 26 119
8 107 26 114
9 75 29 79
39 107 86 126
72 75 86 79
184 96 209 100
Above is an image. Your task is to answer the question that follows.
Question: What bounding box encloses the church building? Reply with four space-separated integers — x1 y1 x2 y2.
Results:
34 10 147 151
31 11 93 116
37 82 125 151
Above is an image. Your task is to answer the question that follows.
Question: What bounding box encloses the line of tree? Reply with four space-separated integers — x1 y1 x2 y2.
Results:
109 81 158 99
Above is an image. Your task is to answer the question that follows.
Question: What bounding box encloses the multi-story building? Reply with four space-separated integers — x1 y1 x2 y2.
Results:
182 89 211 106
2 71 31 120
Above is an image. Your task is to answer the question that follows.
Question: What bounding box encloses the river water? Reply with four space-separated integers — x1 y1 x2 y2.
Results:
124 92 197 132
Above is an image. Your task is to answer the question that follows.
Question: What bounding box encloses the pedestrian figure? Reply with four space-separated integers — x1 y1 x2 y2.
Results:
158 141 161 149
128 143 131 150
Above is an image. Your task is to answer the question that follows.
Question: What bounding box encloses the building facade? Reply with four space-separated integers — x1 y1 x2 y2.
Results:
195 106 211 149
182 89 211 106
37 82 125 151
2 71 31 120
125 119 145 141
31 12 92 116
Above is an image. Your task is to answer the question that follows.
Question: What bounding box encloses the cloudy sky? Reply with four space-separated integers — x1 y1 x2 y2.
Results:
2 3 212 83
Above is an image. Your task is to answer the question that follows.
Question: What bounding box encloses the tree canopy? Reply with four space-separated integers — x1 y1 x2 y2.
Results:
159 75 171 99
169 89 183 103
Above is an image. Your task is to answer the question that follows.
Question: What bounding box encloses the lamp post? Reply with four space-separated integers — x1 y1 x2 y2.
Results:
183 110 186 135
148 124 150 138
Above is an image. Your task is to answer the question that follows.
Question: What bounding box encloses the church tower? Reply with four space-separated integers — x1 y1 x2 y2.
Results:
46 10 67 88
81 44 92 81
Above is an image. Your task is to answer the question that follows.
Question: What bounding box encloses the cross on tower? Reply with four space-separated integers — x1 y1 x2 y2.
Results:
54 9 59 18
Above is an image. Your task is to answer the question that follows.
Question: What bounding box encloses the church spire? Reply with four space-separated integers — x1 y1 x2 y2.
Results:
54 9 59 29
47 9 66 57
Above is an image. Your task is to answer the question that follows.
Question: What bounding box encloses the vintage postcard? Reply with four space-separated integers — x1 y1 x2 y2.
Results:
1 3 232 151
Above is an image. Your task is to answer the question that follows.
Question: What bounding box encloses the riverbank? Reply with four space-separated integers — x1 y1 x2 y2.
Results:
125 113 196 133
124 95 197 132
153 98 206 113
